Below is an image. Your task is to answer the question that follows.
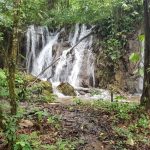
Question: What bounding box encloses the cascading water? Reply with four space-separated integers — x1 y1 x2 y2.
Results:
31 32 60 79
26 24 95 96
68 25 93 87
137 40 144 93
26 25 49 73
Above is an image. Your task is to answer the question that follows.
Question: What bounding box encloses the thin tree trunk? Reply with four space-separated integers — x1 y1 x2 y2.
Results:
8 0 20 115
140 0 150 109
8 27 18 115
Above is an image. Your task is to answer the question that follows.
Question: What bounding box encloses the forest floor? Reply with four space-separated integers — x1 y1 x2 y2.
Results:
1 99 150 150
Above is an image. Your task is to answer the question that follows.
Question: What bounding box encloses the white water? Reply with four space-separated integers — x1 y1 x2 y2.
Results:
138 40 144 93
31 32 60 79
68 25 93 87
26 25 49 73
26 24 95 95
26 24 143 101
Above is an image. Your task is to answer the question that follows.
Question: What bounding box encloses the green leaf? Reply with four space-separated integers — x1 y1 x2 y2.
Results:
129 53 140 63
0 69 6 80
138 34 145 42
139 68 144 76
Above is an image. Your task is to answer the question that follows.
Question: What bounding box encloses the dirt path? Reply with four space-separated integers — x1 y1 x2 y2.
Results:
38 103 113 150
1 101 149 150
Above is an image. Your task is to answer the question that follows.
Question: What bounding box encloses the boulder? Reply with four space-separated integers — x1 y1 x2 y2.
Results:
24 74 39 84
31 80 53 96
57 82 76 96
24 74 53 97
39 80 53 93
24 74 52 92
19 119 34 128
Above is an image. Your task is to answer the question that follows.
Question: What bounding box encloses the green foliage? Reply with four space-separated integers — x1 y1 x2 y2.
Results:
104 38 122 62
47 114 61 129
15 72 24 86
46 0 112 26
14 134 32 150
114 113 150 147
139 68 144 76
137 114 150 128
129 53 140 63
114 95 125 102
91 100 138 121
0 88 9 97
0 69 9 97
73 97 82 105
111 102 138 120
42 139 77 150
41 94 57 103
0 69 7 86
35 110 61 128
138 34 145 42
14 132 44 150
97 0 143 64
35 110 48 122
0 0 49 28
3 115 19 146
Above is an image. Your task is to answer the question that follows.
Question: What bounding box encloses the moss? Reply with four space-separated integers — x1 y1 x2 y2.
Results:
39 81 53 93
23 74 38 84
57 82 76 96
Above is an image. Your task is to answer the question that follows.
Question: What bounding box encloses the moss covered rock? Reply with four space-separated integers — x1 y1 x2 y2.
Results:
57 82 76 96
23 74 39 84
39 80 53 93
24 74 53 98
23 74 52 92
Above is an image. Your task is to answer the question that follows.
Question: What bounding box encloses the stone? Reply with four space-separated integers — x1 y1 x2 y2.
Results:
24 74 53 97
57 82 77 96
39 80 53 93
19 119 34 128
24 74 39 84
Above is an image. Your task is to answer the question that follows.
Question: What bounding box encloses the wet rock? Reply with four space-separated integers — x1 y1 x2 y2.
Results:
57 82 77 96
78 50 95 88
39 80 53 93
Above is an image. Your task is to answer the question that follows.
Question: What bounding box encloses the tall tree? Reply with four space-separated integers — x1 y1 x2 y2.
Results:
8 0 21 115
141 0 150 109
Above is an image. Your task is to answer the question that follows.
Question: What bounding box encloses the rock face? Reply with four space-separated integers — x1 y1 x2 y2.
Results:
93 28 143 93
57 82 77 96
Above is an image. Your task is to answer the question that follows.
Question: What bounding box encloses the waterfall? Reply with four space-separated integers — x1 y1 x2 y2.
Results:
68 25 93 87
26 24 95 89
26 25 49 73
137 40 144 93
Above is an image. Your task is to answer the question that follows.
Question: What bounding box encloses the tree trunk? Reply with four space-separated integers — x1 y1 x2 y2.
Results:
0 106 3 129
8 28 18 115
8 0 20 115
140 0 150 109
